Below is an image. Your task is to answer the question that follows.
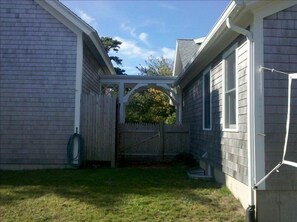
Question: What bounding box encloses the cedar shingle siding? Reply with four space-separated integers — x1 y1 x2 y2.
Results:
256 5 297 221
182 39 249 185
82 43 104 95
263 4 297 190
0 0 77 167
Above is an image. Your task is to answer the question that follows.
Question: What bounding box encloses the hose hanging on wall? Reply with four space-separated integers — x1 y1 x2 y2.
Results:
67 132 83 168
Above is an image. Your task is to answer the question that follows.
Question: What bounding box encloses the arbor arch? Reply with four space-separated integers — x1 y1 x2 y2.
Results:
99 75 181 123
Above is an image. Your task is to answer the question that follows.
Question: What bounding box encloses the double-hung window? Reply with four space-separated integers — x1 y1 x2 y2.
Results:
223 45 238 130
203 68 212 130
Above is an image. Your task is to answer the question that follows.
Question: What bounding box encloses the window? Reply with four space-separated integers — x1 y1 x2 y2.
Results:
223 46 237 130
203 69 212 130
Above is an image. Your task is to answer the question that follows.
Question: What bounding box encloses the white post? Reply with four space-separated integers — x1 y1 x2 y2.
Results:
118 82 125 123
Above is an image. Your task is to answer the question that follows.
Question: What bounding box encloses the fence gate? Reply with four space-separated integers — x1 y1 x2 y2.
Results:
80 94 116 167
117 123 189 161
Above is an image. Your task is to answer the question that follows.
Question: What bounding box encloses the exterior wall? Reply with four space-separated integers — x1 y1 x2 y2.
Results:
263 4 297 191
182 38 249 185
0 0 77 168
80 42 108 162
257 5 297 221
82 43 105 95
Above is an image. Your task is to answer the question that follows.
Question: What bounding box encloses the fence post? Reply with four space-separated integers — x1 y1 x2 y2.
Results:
159 123 165 160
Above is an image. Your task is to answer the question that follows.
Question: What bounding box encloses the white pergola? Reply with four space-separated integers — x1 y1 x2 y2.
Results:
99 75 180 123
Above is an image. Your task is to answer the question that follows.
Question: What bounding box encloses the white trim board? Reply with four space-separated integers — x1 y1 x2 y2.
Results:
74 34 83 133
222 43 239 132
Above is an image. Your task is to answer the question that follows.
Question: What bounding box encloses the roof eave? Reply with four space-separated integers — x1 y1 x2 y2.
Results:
174 0 243 87
88 32 116 75
35 0 116 75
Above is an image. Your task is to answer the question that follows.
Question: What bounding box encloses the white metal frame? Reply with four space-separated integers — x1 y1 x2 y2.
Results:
254 67 297 188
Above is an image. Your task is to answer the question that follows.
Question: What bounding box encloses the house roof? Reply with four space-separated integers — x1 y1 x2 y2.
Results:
174 0 297 88
174 0 243 87
173 37 206 76
177 39 200 71
35 0 115 74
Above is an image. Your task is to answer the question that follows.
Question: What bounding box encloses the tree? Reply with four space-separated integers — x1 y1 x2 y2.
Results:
101 36 126 75
126 88 175 124
126 56 176 124
136 56 173 76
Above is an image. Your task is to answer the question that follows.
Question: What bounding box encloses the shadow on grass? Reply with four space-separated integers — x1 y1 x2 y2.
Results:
0 167 221 210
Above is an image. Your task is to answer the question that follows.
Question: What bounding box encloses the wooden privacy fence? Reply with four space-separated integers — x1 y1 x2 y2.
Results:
80 94 116 167
118 123 190 160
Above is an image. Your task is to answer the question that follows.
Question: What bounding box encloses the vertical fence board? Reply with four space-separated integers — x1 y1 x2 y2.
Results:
80 94 116 163
118 123 189 160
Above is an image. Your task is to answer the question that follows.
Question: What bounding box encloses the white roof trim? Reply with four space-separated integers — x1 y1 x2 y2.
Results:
175 0 240 86
35 0 115 74
194 37 206 44
175 0 297 87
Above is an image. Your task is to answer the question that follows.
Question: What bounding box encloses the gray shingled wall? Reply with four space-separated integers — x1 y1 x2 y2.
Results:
256 5 297 221
182 39 249 185
263 4 297 190
0 0 77 167
82 43 104 94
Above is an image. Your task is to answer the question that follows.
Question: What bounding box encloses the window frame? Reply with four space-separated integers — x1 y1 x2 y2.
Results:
222 44 238 132
202 67 212 131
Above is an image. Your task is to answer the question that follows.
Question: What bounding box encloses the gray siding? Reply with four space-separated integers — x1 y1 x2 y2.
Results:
257 5 297 221
80 42 108 161
182 39 249 185
0 0 77 167
263 5 297 190
82 43 105 94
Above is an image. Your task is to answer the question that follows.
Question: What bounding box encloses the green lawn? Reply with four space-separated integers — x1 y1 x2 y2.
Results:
0 166 244 222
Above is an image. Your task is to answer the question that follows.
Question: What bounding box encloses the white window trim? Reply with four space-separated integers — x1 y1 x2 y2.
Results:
222 43 238 132
202 67 212 131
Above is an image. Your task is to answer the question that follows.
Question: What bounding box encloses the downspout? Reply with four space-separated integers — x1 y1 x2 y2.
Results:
226 18 256 222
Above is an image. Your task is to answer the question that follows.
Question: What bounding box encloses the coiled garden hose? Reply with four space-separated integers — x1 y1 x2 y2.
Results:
67 133 83 168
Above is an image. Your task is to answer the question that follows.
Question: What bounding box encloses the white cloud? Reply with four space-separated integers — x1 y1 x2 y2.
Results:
123 65 138 75
77 9 97 28
121 23 137 38
111 36 175 74
161 47 176 60
138 32 149 45
114 36 156 59
121 23 150 45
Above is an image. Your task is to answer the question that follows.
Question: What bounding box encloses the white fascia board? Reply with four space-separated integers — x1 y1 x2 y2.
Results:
173 40 180 77
198 1 238 56
88 32 116 75
245 0 296 15
35 0 90 35
175 1 241 86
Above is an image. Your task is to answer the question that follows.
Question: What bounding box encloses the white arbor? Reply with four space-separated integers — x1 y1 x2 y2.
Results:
99 75 180 123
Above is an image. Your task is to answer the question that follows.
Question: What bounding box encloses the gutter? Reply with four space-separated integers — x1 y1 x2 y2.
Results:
174 0 242 87
226 17 256 222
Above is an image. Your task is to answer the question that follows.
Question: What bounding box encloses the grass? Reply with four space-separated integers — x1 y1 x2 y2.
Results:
0 166 244 222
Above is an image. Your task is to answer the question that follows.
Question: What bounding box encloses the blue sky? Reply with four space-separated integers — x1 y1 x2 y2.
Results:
61 0 229 75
